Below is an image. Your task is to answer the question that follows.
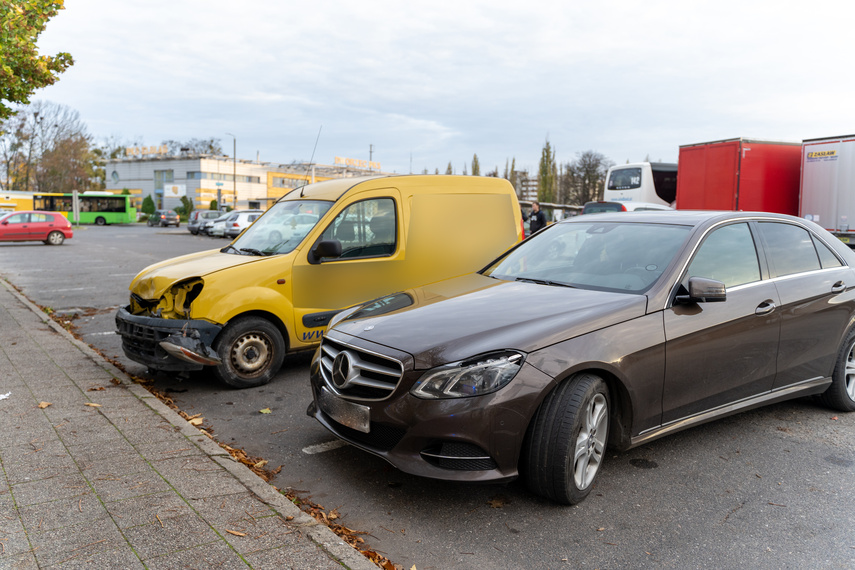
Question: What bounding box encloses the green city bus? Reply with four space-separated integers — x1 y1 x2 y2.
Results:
33 192 136 225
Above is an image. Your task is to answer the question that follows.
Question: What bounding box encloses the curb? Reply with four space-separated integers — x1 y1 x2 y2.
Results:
1 278 378 570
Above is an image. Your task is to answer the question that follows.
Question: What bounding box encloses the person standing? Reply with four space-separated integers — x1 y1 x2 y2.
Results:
529 201 546 235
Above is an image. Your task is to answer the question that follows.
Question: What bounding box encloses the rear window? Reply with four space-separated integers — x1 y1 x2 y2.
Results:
607 168 642 190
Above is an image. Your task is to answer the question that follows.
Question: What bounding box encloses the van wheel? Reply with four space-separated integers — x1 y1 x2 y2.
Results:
523 373 610 504
44 231 65 245
212 316 285 388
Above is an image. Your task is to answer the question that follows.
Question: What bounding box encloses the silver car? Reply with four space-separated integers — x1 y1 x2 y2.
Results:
224 210 264 239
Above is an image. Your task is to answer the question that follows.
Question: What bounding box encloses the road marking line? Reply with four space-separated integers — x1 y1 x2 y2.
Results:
84 331 117 337
302 440 348 455
42 287 95 292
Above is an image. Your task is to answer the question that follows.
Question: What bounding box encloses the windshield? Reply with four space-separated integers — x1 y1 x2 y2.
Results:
483 221 691 293
229 200 333 255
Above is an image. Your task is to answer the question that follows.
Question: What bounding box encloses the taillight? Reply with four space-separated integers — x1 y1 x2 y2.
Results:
620 204 627 211
232 223 239 227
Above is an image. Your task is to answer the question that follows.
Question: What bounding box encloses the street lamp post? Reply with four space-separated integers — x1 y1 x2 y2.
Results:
225 133 236 209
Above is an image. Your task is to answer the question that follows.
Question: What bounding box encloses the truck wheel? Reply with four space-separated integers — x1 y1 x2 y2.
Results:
819 327 855 412
523 373 610 504
212 316 285 388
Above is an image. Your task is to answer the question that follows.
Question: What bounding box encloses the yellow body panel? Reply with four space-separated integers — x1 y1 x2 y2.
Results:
127 174 524 353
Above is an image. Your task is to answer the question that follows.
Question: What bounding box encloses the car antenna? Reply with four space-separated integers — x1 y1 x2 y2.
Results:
299 125 323 198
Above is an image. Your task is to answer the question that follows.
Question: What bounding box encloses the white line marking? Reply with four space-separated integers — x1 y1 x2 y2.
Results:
42 287 95 292
84 331 117 337
302 440 348 455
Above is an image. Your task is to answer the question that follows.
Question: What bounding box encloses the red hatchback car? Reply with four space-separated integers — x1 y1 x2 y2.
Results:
0 210 73 245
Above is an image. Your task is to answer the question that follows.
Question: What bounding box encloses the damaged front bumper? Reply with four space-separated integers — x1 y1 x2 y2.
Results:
115 306 222 371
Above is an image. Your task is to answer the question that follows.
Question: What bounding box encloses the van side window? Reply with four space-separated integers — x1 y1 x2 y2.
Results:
319 198 397 259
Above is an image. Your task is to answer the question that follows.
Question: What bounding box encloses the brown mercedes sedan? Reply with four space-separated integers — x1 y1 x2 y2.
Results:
307 211 855 504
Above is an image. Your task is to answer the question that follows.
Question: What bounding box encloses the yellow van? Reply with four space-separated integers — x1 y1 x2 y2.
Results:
116 175 524 388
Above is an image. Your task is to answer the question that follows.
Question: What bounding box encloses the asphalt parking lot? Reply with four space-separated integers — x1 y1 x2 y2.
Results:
2 223 855 569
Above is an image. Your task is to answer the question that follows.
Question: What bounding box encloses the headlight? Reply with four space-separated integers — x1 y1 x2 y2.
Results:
411 351 524 399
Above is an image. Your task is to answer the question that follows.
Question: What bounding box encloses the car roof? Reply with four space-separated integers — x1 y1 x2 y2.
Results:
567 210 806 227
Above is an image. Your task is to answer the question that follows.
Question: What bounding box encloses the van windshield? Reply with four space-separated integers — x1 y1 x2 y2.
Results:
229 200 333 255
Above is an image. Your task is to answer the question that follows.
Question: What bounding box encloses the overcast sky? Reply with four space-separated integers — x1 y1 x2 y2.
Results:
34 0 855 174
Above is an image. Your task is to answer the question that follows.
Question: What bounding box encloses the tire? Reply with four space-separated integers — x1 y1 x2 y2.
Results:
819 327 855 412
95 216 106 226
212 316 286 388
45 231 65 246
523 373 610 504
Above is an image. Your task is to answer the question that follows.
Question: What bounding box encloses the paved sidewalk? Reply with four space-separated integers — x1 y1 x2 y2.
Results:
0 279 376 569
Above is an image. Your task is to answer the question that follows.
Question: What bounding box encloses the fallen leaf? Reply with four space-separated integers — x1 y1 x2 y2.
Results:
87 387 106 392
187 413 202 420
487 496 508 508
226 529 246 537
37 402 52 409
188 418 204 426
84 403 101 408
831 416 839 421
253 459 268 469
259 408 272 414
597 527 605 532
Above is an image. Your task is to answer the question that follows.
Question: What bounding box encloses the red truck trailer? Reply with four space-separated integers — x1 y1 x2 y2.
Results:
675 138 802 214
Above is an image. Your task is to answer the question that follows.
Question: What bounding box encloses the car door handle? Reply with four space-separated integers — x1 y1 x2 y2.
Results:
832 281 846 293
755 300 776 315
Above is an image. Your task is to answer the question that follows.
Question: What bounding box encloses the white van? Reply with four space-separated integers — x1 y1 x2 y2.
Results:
603 162 677 206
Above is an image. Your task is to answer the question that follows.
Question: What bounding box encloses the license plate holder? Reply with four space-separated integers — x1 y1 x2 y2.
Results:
318 387 371 433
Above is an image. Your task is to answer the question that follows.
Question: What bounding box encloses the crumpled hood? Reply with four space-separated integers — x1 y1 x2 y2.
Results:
129 249 267 300
332 274 649 369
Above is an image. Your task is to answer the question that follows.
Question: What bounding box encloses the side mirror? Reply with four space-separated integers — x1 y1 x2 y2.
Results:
309 239 342 264
675 277 726 304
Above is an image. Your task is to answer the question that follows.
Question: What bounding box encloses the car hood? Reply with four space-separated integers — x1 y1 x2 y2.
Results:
332 273 648 369
129 249 267 300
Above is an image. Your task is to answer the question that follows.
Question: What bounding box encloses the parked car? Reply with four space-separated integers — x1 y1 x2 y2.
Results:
308 210 855 504
188 210 224 235
0 210 73 245
224 210 264 239
147 209 180 227
201 212 232 237
116 175 525 388
582 200 673 214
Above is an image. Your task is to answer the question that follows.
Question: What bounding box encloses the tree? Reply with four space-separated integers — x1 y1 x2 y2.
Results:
471 154 480 176
162 137 223 156
141 195 155 215
179 195 194 216
538 139 557 203
561 150 614 205
445 162 453 175
209 200 218 210
0 100 93 193
0 1 73 122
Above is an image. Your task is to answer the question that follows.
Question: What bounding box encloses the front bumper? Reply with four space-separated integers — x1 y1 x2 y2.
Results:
307 338 555 483
115 306 222 371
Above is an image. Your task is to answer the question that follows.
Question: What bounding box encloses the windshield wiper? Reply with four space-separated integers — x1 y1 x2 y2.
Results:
239 247 269 256
220 244 240 254
515 277 576 288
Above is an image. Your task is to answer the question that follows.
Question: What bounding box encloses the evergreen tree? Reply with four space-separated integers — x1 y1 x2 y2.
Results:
538 139 557 203
445 162 453 175
471 154 480 176
141 195 155 215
